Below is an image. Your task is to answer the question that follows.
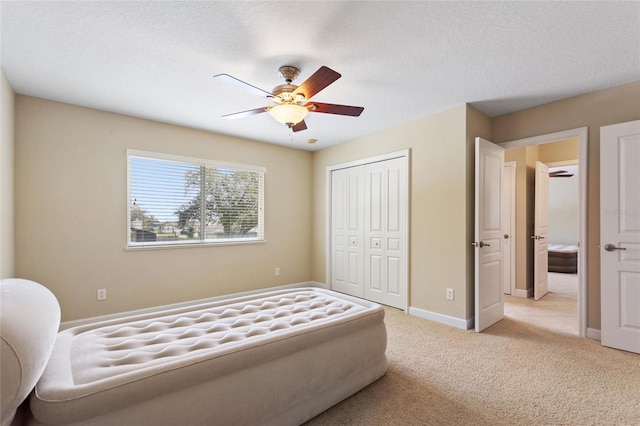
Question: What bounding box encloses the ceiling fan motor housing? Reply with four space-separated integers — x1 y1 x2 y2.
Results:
271 84 304 104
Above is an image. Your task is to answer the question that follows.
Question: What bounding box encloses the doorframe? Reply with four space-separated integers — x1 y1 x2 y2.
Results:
499 127 588 338
325 149 411 312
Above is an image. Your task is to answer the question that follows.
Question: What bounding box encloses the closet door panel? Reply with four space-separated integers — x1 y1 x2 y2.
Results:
364 157 407 309
331 170 348 293
332 167 364 298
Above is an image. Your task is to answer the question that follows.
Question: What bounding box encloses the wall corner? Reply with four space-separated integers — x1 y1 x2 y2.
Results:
1 69 16 279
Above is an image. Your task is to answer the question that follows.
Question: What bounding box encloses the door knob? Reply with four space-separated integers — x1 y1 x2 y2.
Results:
472 241 491 248
604 244 626 252
504 234 509 239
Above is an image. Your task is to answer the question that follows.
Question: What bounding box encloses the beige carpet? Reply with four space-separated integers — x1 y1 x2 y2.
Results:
305 301 640 425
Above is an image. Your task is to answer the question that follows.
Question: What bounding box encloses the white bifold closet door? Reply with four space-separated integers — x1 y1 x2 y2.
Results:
331 157 407 310
331 165 365 298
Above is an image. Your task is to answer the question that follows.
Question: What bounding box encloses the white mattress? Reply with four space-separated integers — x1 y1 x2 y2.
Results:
30 287 387 425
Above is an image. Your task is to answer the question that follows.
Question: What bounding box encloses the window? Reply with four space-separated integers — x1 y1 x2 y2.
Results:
127 150 265 247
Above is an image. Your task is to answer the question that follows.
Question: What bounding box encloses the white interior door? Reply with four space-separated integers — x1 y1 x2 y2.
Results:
475 137 505 332
364 158 407 310
503 161 516 295
600 120 640 354
331 166 365 298
533 161 550 301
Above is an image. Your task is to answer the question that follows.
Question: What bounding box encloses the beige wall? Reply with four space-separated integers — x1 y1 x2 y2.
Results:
538 137 579 163
493 80 640 330
1 69 15 279
15 96 313 321
312 105 482 322
505 146 531 292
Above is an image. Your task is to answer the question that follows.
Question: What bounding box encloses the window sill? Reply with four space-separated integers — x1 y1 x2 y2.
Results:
125 239 266 251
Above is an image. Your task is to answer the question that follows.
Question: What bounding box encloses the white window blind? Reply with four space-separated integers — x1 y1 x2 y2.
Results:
127 150 265 247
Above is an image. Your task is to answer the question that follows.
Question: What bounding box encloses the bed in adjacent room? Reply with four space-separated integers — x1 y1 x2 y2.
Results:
548 244 578 274
0 280 387 426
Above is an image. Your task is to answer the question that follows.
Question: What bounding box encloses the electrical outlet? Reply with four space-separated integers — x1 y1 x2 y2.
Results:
446 288 454 300
97 288 107 301
275 267 280 277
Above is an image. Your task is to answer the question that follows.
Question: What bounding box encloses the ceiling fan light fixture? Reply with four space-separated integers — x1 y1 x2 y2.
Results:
269 103 308 127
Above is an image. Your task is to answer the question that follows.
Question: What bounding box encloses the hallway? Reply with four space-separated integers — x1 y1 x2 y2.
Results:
505 273 578 335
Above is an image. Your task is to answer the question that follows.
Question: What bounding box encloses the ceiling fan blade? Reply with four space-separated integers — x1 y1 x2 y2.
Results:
292 66 341 100
549 173 574 178
309 102 364 117
291 120 307 132
221 107 269 119
549 170 568 176
214 74 273 98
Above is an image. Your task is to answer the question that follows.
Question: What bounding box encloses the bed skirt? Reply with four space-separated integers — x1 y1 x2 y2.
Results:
548 244 578 274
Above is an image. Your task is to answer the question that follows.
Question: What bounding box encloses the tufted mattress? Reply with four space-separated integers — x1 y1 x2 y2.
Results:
29 287 387 426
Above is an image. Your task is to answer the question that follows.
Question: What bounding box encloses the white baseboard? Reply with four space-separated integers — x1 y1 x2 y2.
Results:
408 306 471 330
586 327 601 341
514 288 532 298
307 281 330 290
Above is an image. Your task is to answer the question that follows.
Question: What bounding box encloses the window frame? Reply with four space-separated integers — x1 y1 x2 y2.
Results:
126 149 265 249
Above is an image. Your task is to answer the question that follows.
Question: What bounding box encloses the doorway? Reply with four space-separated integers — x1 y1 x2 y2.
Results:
499 128 587 337
505 162 580 335
546 162 579 299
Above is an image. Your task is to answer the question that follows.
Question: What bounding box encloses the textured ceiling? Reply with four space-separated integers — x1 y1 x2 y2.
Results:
2 1 639 151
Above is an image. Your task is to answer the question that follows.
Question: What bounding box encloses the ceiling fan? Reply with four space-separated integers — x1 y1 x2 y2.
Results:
213 65 364 132
549 170 574 178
